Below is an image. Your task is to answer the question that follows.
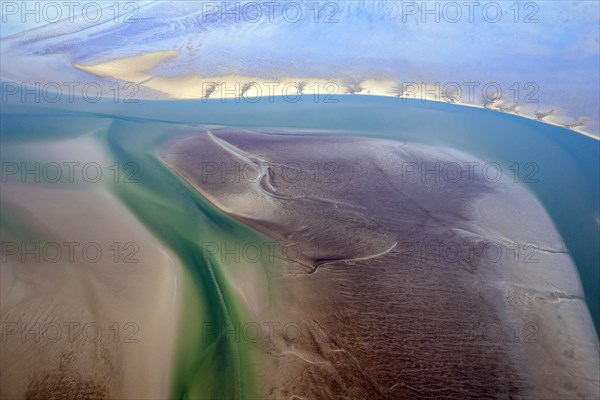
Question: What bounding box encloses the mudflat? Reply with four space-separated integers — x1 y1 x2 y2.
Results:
162 128 599 399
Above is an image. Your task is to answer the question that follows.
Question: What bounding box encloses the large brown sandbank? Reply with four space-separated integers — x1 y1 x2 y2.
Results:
162 128 599 399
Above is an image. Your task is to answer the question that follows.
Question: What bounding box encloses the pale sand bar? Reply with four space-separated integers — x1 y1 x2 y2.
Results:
0 135 181 399
71 51 598 140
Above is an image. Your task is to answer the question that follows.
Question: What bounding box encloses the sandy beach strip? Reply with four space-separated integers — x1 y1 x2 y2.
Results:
70 51 598 140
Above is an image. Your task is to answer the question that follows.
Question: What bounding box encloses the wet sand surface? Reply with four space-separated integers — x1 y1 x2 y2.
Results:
0 135 180 400
162 128 599 399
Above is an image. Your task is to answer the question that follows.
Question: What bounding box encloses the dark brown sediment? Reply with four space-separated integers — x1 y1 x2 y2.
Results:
25 352 109 400
162 128 599 399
